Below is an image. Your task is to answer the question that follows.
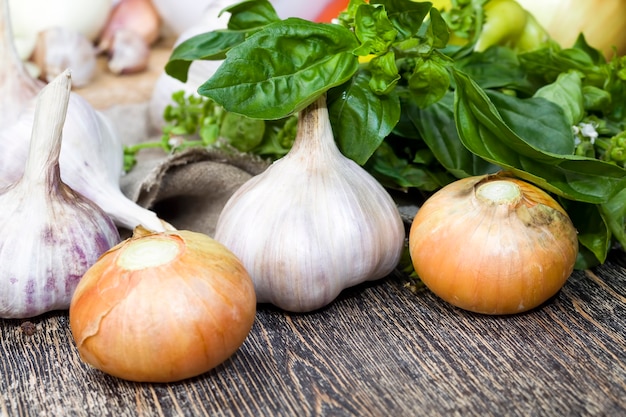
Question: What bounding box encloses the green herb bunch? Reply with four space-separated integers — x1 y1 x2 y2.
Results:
162 0 625 268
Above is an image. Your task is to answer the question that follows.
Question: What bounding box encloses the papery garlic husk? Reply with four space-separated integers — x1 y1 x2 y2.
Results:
214 95 405 313
0 0 43 127
31 26 97 88
0 70 120 319
0 91 167 232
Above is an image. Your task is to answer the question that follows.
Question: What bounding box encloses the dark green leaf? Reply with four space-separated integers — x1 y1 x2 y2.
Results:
327 72 401 165
561 199 611 265
533 71 584 125
453 46 534 93
364 142 450 191
601 187 626 249
165 31 247 82
452 69 626 204
164 0 281 83
405 91 498 178
198 18 360 119
485 90 575 155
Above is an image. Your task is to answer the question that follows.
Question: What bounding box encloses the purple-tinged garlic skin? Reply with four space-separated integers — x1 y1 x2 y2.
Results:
0 70 120 319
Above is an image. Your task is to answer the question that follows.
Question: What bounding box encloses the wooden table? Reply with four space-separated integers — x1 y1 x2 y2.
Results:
1 250 625 416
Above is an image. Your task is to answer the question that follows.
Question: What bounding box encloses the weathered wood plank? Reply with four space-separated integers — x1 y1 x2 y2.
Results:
1 252 625 417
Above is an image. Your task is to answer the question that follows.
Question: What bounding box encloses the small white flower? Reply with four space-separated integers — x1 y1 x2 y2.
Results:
578 122 598 144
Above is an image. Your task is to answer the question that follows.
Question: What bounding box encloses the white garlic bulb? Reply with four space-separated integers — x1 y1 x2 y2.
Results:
215 95 405 312
0 70 120 319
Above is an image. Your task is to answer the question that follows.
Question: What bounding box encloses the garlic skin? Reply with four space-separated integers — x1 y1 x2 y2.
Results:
0 70 120 319
0 0 43 127
215 95 405 312
31 26 97 88
0 93 167 232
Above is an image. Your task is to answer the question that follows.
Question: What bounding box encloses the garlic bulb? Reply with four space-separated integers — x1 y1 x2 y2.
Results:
0 0 42 127
214 95 405 312
31 26 97 88
0 70 120 319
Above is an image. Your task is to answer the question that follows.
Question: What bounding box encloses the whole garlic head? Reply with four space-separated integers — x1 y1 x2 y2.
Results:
215 95 405 312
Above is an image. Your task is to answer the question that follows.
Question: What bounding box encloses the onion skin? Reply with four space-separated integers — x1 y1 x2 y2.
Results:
69 229 256 383
409 174 578 315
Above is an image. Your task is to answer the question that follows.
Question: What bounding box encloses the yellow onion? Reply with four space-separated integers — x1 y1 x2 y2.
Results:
408 174 578 315
69 227 256 383
516 0 626 59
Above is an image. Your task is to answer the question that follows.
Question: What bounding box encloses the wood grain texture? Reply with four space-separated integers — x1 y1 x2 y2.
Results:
1 252 625 417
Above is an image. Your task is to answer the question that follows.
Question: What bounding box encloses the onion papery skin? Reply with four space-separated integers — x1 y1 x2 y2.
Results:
69 229 257 383
408 175 578 315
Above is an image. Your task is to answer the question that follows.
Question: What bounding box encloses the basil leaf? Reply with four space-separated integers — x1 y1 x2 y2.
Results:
327 73 401 165
408 54 450 108
405 92 498 178
601 187 626 250
224 0 281 30
485 91 575 155
562 199 611 265
452 69 626 204
453 46 534 93
165 31 247 82
534 71 585 125
353 4 398 56
165 0 280 82
198 18 360 119
369 51 400 94
427 7 449 50
364 142 450 191
372 0 432 40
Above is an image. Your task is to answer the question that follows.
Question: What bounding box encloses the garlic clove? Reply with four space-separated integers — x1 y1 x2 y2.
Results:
215 95 405 312
97 0 161 53
0 70 120 319
31 26 97 88
106 28 151 75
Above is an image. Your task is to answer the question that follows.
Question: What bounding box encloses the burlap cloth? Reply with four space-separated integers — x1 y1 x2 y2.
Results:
103 103 269 237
